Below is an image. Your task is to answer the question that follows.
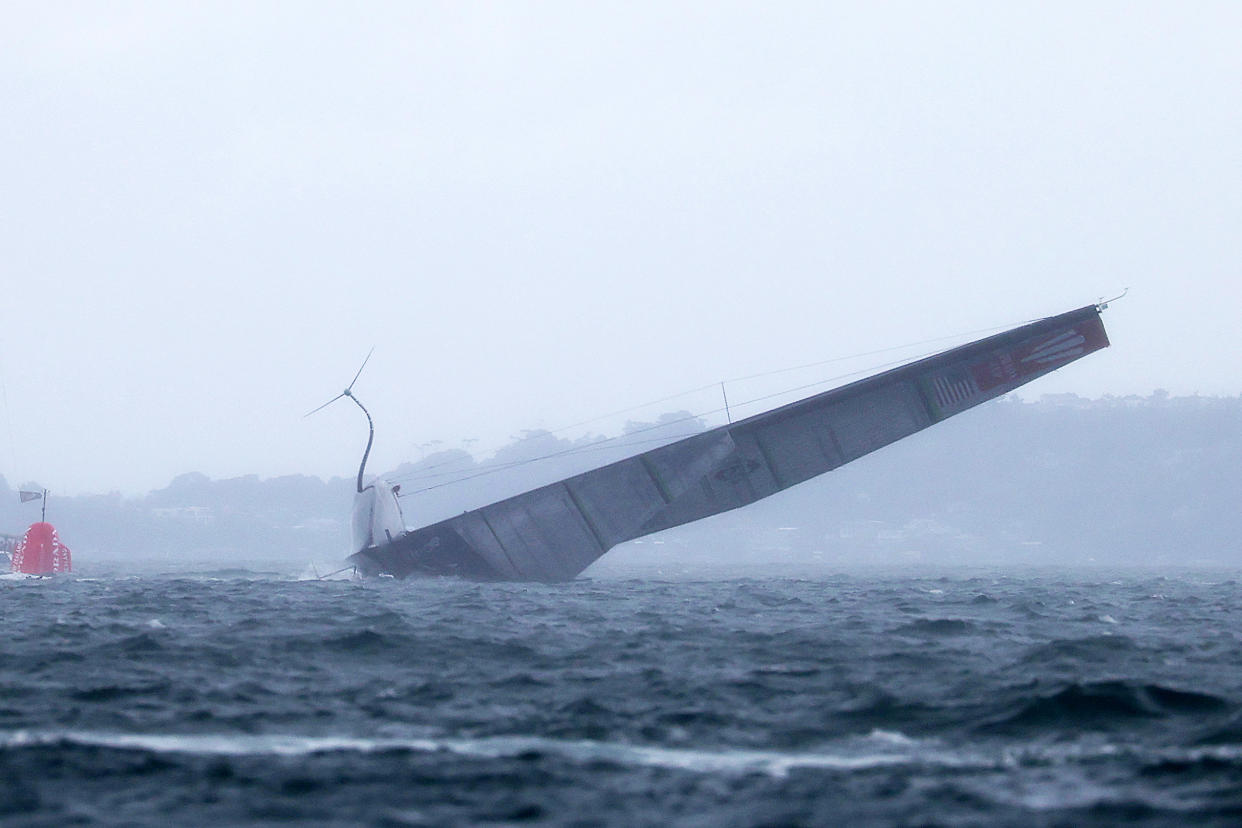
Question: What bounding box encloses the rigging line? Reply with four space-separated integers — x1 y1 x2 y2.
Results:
412 431 719 486
721 319 1035 385
727 352 936 413
398 431 707 495
532 381 722 437
382 383 722 484
382 379 725 481
543 320 1028 431
317 564 357 580
395 405 731 493
397 351 939 494
392 318 1037 484
397 346 949 496
392 430 713 487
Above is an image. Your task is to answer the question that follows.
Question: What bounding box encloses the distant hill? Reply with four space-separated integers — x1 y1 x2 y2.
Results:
2 393 1238 572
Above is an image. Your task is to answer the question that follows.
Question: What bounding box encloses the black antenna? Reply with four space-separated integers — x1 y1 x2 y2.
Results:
1097 288 1129 311
305 348 376 493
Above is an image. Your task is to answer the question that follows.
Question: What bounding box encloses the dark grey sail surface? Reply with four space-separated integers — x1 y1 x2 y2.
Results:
351 305 1110 582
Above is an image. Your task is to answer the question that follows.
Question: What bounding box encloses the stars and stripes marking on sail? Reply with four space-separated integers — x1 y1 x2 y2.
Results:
922 317 1109 419
931 371 979 409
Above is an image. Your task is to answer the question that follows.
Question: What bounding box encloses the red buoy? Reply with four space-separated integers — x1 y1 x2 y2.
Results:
11 522 72 574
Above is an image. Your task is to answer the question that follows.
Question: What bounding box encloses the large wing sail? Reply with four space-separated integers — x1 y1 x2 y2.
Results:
352 305 1109 581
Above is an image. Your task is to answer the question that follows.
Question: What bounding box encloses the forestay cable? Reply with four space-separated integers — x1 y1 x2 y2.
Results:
387 317 1032 493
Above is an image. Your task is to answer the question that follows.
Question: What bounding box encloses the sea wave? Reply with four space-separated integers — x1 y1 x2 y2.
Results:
983 681 1233 732
3 571 1241 823
0 729 995 777
4 728 1241 782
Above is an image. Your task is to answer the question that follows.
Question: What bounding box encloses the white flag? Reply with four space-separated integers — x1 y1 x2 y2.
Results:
19 491 43 503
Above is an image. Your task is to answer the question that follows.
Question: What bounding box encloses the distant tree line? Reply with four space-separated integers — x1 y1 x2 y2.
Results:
1 393 1238 571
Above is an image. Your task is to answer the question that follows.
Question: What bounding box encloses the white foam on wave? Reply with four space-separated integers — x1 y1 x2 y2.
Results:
865 729 918 746
0 729 977 777
0 730 437 758
4 730 1238 778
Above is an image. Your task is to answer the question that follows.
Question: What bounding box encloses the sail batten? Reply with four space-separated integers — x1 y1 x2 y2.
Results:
351 305 1110 582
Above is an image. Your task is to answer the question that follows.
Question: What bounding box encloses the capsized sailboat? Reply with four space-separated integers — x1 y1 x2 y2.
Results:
341 303 1111 582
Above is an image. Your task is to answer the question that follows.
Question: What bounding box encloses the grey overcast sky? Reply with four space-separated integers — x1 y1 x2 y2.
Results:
1 2 1238 495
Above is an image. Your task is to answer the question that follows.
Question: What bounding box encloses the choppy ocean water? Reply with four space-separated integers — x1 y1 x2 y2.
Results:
2 564 1241 826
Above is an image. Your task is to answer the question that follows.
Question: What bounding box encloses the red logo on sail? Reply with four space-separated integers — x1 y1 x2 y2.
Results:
970 324 1105 394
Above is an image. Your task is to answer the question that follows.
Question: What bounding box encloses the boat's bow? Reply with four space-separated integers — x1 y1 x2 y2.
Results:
352 478 406 553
